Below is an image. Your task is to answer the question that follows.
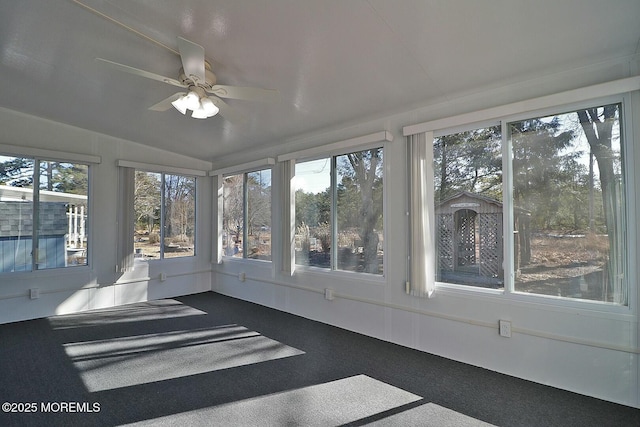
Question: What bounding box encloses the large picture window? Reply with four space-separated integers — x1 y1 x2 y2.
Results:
433 101 627 305
222 169 272 260
295 147 384 275
133 171 196 260
0 156 89 272
509 103 626 304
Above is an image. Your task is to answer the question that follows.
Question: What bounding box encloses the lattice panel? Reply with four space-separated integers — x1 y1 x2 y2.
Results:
479 213 501 277
437 214 454 271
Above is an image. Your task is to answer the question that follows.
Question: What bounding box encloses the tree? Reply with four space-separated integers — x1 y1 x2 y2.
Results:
45 162 88 194
0 157 34 187
511 118 576 230
338 148 384 274
577 104 624 303
577 106 619 229
295 189 330 229
434 126 502 202
223 175 244 248
134 171 160 234
0 158 88 194
247 171 271 237
164 174 195 243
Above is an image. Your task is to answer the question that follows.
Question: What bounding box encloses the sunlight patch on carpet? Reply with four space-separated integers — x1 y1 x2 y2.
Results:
367 402 496 426
122 375 422 426
64 324 305 392
49 299 206 330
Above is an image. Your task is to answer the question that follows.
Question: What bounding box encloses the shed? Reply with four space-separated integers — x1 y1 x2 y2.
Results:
436 192 531 286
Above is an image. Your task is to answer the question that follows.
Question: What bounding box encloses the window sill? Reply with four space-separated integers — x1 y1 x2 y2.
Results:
435 281 634 319
0 265 92 280
220 256 273 265
293 265 386 286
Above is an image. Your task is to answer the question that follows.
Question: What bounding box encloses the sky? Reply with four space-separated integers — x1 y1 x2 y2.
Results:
293 158 331 194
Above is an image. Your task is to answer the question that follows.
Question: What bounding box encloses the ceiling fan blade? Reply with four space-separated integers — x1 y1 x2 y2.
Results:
149 93 185 111
177 37 206 84
211 96 245 123
96 58 186 88
207 85 279 101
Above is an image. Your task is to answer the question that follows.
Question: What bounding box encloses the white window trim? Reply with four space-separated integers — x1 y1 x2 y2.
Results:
1 143 101 164
425 91 636 313
277 131 393 163
117 159 207 177
210 158 275 177
403 76 640 136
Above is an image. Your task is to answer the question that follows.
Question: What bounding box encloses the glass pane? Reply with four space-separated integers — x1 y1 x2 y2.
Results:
0 156 34 272
163 174 196 258
510 103 626 304
134 171 161 260
223 174 244 257
336 148 384 275
247 169 271 260
294 158 331 268
38 161 88 269
433 126 503 287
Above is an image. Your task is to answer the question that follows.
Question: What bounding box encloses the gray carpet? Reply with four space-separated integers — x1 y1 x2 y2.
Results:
0 291 638 426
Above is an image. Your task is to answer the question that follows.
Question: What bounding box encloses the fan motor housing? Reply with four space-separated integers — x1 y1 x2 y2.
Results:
178 62 217 89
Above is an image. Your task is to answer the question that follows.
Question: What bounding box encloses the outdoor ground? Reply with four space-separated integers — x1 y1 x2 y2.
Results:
134 232 194 259
516 233 610 301
440 233 613 302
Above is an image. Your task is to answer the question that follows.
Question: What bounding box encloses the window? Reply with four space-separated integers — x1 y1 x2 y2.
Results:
0 156 89 272
434 126 502 288
222 169 272 260
294 147 384 275
509 103 626 304
133 171 196 260
433 101 627 305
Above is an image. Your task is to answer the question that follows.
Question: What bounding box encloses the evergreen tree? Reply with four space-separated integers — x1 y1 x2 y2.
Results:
433 126 502 202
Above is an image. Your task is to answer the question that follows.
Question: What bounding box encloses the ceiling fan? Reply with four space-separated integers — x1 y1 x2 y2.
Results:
97 37 277 121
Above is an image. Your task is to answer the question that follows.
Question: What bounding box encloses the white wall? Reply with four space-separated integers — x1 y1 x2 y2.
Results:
0 108 213 323
213 55 640 408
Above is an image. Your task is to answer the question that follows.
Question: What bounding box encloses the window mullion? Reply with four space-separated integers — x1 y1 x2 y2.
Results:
160 173 165 259
243 173 249 258
32 159 41 271
330 156 338 270
501 121 515 294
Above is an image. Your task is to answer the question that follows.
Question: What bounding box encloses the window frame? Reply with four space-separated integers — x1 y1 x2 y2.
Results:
430 93 636 313
132 169 198 262
220 167 273 263
291 141 387 278
0 153 93 274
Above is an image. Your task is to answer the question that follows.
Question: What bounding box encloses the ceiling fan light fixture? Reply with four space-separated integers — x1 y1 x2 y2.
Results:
191 106 209 119
201 97 219 117
184 90 201 111
171 94 189 114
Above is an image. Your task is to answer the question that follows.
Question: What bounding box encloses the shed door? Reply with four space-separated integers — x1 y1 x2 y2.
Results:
454 209 478 272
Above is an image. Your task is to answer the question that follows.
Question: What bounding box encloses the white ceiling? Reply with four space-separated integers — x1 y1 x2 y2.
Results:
0 0 638 164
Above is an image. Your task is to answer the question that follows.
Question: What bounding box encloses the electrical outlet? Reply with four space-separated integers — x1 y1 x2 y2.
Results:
239 272 246 282
159 272 167 282
499 320 512 338
30 288 40 300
